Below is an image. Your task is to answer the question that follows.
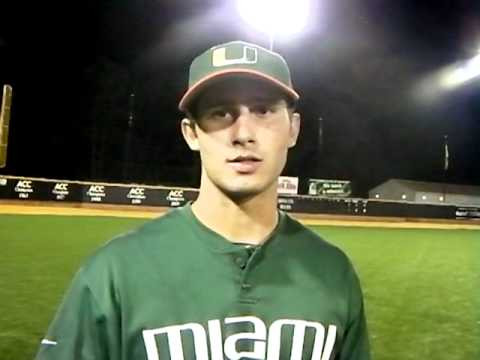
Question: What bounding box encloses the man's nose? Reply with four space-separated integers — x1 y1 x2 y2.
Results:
232 105 256 146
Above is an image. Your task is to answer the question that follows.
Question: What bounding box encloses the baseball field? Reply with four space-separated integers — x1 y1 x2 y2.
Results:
1 204 479 359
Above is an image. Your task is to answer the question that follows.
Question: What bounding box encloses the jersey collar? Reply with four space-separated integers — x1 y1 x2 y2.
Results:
179 203 285 254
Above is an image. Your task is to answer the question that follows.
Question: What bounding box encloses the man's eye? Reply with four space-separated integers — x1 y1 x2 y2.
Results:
211 110 231 118
252 104 273 115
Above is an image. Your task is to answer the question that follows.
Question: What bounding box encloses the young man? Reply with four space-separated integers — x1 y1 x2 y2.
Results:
35 41 370 359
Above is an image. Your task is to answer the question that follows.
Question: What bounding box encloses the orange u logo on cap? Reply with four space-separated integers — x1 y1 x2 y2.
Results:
212 46 258 67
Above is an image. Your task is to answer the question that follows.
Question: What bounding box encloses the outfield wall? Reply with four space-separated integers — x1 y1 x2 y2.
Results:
0 175 479 220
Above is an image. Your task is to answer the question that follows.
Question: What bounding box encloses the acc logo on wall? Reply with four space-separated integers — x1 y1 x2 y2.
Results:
127 187 146 204
86 185 106 202
52 183 69 200
15 180 33 199
166 189 184 207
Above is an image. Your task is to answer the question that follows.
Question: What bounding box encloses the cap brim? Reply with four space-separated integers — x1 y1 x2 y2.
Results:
178 68 300 112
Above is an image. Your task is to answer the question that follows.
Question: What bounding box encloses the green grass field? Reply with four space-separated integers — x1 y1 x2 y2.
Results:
1 214 479 359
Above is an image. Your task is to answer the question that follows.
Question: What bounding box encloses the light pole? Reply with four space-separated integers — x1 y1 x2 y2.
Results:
123 92 135 181
442 134 449 203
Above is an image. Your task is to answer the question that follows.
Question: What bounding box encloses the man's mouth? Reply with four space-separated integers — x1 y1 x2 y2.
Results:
227 155 262 173
228 155 262 163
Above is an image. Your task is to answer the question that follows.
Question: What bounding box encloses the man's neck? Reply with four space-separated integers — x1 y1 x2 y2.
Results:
191 182 279 246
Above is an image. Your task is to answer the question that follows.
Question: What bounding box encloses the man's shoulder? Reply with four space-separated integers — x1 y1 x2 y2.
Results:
106 206 186 244
81 206 190 270
281 213 352 267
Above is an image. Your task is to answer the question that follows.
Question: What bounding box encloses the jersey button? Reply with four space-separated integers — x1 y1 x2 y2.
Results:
235 257 247 269
241 283 252 290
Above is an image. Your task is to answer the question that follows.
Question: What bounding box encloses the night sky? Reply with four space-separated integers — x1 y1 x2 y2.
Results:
0 0 479 197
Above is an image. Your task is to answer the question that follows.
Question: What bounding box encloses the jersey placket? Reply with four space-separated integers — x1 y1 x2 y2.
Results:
232 245 261 305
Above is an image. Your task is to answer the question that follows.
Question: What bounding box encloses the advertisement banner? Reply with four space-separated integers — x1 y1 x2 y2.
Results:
308 179 352 197
455 207 480 220
50 182 84 202
0 176 200 207
0 175 459 220
278 176 298 195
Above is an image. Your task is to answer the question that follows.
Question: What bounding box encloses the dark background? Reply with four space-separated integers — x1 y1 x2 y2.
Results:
0 0 479 197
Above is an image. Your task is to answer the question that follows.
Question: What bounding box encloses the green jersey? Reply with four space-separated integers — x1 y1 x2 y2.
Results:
35 204 370 359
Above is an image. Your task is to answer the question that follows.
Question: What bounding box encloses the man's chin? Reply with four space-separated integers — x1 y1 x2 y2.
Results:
221 185 265 202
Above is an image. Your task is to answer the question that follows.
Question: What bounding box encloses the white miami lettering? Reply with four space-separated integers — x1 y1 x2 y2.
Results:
142 316 337 360
267 319 337 360
224 316 266 360
212 46 258 67
143 322 209 360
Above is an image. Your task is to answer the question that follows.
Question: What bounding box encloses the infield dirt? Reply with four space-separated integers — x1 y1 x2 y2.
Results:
1 200 479 230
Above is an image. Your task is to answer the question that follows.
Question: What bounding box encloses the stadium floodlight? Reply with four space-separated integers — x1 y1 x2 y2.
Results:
442 53 480 88
236 0 310 50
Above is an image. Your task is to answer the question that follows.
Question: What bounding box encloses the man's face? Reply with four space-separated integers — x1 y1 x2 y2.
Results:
182 77 301 200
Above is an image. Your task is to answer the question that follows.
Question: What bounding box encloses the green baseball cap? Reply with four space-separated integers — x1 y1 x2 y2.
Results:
179 40 300 112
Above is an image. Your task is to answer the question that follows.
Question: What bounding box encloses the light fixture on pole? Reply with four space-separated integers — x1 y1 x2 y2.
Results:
236 0 311 51
442 53 480 88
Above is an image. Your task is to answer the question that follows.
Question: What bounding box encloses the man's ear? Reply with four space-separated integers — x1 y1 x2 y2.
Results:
288 112 301 148
181 118 200 151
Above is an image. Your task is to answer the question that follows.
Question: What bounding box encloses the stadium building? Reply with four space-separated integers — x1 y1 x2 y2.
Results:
369 179 480 206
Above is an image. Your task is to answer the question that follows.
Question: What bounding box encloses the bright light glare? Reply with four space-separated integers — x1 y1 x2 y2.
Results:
442 54 480 88
236 0 310 36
